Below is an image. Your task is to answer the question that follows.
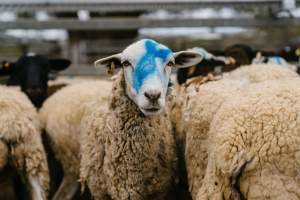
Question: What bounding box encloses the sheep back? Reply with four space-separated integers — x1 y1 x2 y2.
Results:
223 63 298 83
198 78 300 200
184 63 299 198
39 80 112 176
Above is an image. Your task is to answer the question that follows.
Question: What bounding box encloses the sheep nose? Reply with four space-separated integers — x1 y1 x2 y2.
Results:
144 91 161 102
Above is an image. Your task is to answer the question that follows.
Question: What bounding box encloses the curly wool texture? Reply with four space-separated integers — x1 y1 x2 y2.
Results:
39 80 112 176
182 63 298 199
197 78 300 200
80 70 178 200
223 63 298 82
0 86 49 195
183 78 247 199
167 75 222 197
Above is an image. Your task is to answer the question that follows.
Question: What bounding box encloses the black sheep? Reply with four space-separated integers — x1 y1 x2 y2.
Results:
0 54 71 108
0 54 71 200
224 44 255 67
177 58 226 85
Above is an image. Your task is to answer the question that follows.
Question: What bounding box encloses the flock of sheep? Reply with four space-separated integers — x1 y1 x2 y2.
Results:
1 38 300 200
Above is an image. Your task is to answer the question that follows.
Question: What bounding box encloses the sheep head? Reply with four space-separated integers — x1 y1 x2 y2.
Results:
95 39 202 116
1 54 71 108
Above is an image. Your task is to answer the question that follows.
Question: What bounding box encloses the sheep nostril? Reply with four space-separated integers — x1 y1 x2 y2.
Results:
144 91 161 102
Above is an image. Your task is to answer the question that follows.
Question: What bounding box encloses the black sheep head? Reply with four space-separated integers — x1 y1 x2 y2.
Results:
176 59 227 85
225 44 255 67
1 54 71 108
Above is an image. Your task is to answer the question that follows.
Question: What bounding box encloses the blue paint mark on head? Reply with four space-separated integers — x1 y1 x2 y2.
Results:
132 39 172 93
270 56 285 64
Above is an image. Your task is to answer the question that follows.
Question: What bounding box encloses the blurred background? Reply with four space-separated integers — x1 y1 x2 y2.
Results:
0 0 299 76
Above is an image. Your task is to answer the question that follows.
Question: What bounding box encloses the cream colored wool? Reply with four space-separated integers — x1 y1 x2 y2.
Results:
181 63 298 199
197 78 300 200
167 75 224 198
183 78 247 199
0 85 49 198
39 80 112 177
80 71 177 200
223 63 298 82
171 63 297 149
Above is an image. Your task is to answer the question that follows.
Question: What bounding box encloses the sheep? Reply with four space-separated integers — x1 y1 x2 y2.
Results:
39 79 112 200
176 47 234 85
197 77 300 200
176 44 298 86
0 85 49 200
252 52 287 65
180 63 298 199
223 63 298 82
176 63 296 147
182 78 247 199
252 51 298 71
0 53 71 108
167 73 223 200
40 39 202 200
224 44 255 67
224 44 299 71
0 54 71 199
79 71 177 200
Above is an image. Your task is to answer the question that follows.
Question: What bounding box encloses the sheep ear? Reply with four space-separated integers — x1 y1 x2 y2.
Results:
94 54 122 75
0 61 14 76
49 59 71 71
173 51 203 68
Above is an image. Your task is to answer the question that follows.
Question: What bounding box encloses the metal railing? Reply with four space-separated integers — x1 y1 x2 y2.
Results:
0 18 299 30
0 0 298 12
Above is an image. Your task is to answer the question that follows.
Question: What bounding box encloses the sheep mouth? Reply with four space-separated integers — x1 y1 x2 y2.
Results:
141 107 162 115
143 107 160 112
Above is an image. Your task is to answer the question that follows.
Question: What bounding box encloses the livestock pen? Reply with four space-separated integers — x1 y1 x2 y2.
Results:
0 1 300 200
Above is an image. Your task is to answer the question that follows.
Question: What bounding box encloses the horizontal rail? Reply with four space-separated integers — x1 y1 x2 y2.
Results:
0 0 296 12
0 18 299 30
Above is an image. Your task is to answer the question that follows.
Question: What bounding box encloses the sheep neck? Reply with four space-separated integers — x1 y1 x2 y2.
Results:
108 71 162 135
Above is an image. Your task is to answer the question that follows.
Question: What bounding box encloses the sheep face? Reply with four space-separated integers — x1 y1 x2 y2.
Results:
95 39 202 116
0 54 71 108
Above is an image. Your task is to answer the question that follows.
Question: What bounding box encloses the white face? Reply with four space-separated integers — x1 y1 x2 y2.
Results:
95 39 203 116
121 39 173 115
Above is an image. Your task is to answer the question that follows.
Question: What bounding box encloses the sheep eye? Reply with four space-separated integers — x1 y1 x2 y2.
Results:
166 61 174 67
122 61 131 68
